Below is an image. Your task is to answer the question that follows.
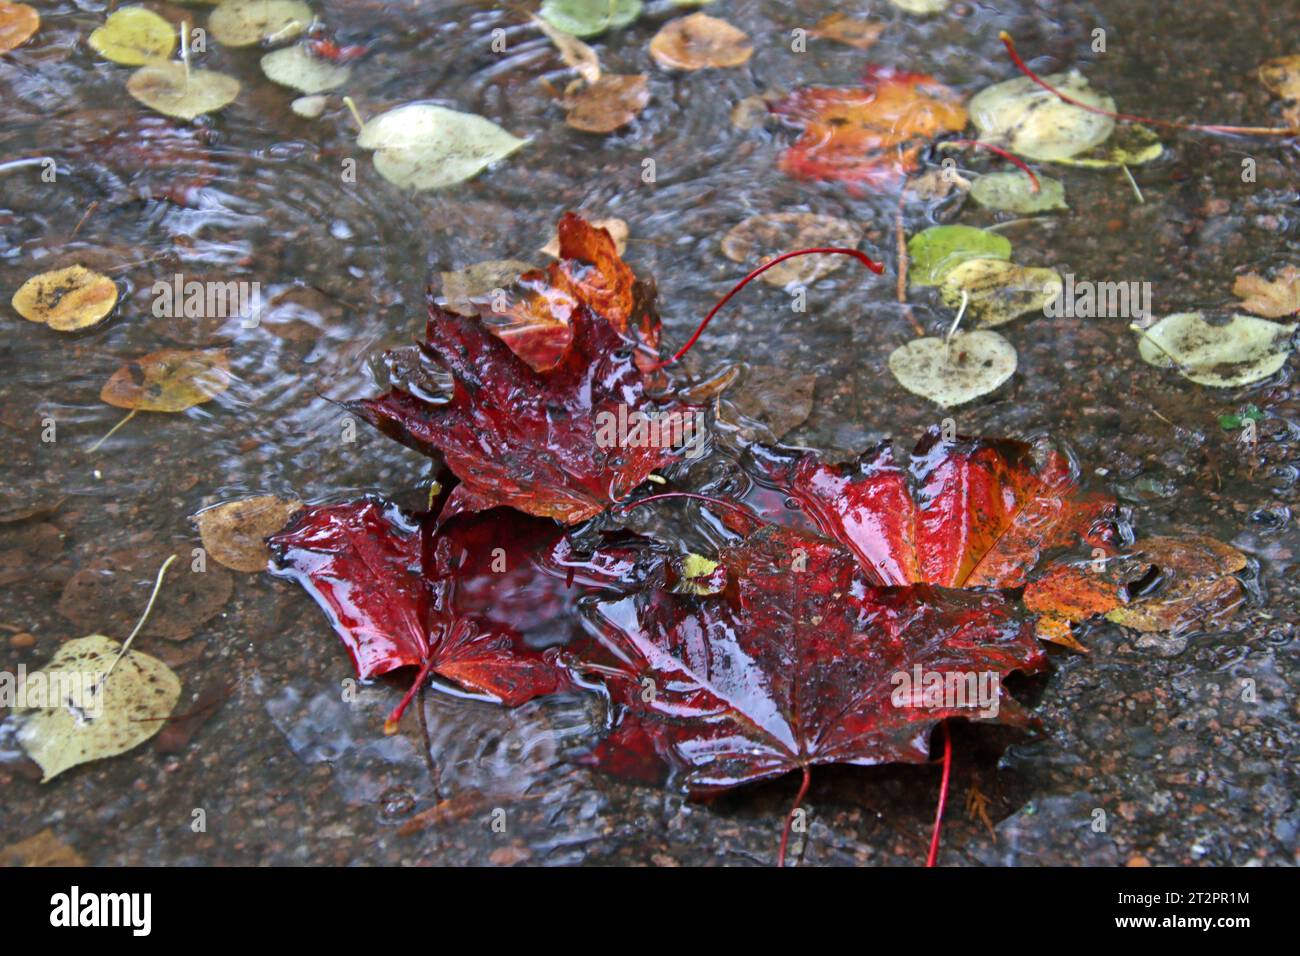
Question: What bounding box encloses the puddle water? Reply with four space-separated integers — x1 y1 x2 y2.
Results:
1 0 1297 865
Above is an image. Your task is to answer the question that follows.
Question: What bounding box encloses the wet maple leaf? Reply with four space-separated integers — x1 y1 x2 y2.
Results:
353 298 701 525
746 428 1115 589
465 213 660 374
769 67 967 190
571 524 1046 791
268 499 660 726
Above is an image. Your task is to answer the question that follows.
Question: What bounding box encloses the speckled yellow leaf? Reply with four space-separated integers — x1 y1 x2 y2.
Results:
12 265 118 331
88 7 176 66
16 635 181 782
101 348 232 412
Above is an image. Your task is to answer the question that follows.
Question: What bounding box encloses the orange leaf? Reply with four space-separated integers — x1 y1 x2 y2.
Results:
770 67 967 190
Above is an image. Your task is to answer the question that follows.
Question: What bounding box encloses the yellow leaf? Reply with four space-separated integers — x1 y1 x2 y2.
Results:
11 265 118 331
88 6 176 66
100 348 232 412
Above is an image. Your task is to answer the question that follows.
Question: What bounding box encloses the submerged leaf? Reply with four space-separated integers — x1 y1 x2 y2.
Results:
127 62 241 120
207 0 312 47
771 68 967 189
650 13 752 71
12 265 118 331
907 225 1011 286
100 348 232 412
261 43 352 93
17 635 181 782
969 171 1068 213
1136 312 1296 387
888 331 1017 407
968 71 1116 162
88 6 176 66
939 258 1062 327
720 212 863 287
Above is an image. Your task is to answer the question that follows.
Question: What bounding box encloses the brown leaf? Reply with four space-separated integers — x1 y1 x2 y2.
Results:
1232 267 1300 318
0 829 85 867
809 13 886 50
564 73 650 134
1105 535 1247 634
649 13 752 71
721 212 863 286
101 349 232 412
193 495 303 572
0 2 39 54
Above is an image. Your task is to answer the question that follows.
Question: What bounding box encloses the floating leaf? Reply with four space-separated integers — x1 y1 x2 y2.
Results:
261 43 351 93
907 225 1011 287
808 12 885 49
101 348 232 412
1053 123 1163 169
772 69 967 190
356 104 527 191
940 259 1062 327
11 265 118 331
16 635 181 782
540 216 626 257
193 495 303 572
888 331 1017 407
649 13 752 71
1135 312 1297 388
1104 536 1247 634
539 0 642 38
127 62 241 120
721 212 863 287
969 170 1068 213
440 259 538 316
564 73 649 133
1232 266 1300 319
88 6 175 65
968 72 1116 162
207 0 312 47
291 93 327 117
0 2 38 54
748 428 1115 590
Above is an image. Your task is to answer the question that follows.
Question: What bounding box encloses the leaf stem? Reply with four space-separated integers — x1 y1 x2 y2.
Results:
940 139 1040 192
87 408 137 453
105 554 177 681
926 720 953 867
777 766 812 868
652 248 883 369
999 31 1299 137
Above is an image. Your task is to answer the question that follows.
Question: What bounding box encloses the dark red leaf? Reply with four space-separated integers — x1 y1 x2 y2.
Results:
269 499 662 728
746 429 1115 589
353 300 702 525
571 524 1047 792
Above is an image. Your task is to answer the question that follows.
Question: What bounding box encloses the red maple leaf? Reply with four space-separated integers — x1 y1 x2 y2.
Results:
353 299 702 525
456 214 659 374
571 524 1046 796
769 67 968 190
746 429 1115 589
268 499 659 729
